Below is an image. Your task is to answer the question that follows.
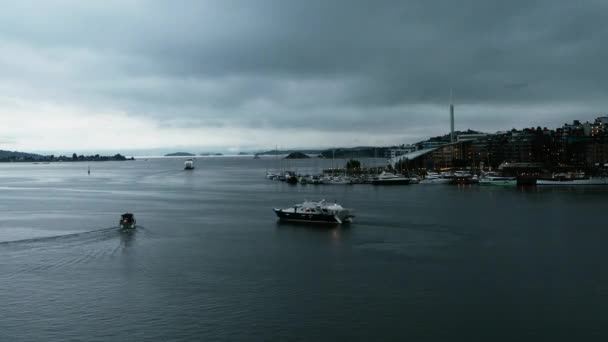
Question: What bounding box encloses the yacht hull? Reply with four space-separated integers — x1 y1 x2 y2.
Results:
273 209 348 224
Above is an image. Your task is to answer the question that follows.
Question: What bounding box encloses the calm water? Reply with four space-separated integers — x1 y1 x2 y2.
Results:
1 157 607 341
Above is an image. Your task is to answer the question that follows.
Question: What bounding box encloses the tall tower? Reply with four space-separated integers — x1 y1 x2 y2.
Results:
450 89 455 143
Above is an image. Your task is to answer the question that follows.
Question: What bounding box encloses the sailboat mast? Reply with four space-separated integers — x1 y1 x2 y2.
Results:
332 148 336 178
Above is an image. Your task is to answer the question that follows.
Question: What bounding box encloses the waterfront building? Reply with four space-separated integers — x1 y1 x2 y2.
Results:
384 145 417 159
586 142 608 166
457 133 487 142
420 140 447 150
393 115 608 171
591 116 608 137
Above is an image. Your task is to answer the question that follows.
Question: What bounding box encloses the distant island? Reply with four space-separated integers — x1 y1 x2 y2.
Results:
284 152 310 159
164 152 195 157
259 147 388 159
0 150 133 162
200 153 223 156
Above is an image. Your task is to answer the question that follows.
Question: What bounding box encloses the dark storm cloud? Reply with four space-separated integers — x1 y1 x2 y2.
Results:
1 0 608 142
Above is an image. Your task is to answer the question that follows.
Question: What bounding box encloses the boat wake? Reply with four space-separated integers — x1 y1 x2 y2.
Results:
0 226 145 278
0 227 117 246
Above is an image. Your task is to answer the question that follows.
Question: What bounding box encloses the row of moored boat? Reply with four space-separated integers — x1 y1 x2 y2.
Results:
267 170 608 186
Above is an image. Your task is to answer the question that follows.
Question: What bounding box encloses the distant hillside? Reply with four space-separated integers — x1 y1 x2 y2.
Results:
284 152 311 159
319 147 388 158
164 152 195 157
0 150 132 162
259 147 389 158
259 149 322 155
0 150 45 160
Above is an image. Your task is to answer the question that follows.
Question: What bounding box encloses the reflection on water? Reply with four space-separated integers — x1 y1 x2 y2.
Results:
275 220 351 248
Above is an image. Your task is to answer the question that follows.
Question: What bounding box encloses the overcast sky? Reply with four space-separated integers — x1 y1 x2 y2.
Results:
1 0 607 154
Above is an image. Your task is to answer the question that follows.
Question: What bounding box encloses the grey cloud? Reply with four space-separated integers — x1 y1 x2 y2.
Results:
1 0 608 146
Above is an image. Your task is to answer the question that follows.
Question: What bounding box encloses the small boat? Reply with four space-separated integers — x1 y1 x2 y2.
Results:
305 175 322 184
184 159 195 170
266 172 277 180
371 172 411 185
273 200 354 224
479 176 517 186
120 213 136 229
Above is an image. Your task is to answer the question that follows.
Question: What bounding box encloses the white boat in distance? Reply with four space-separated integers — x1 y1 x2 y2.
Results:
184 159 194 170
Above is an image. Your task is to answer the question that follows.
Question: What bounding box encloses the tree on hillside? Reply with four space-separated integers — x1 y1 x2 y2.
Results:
345 159 361 169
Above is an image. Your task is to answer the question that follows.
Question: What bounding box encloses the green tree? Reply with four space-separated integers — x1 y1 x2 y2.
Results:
345 159 361 169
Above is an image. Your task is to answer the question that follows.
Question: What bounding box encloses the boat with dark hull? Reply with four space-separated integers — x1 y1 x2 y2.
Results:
273 200 354 224
120 213 136 229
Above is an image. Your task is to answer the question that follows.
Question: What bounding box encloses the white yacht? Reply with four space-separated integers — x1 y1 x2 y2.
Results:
273 200 354 224
371 172 411 185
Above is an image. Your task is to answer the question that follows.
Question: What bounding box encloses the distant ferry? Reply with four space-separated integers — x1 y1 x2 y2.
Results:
273 200 354 224
184 159 194 170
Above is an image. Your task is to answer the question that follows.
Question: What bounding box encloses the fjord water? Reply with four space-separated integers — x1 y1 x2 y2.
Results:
1 158 607 341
